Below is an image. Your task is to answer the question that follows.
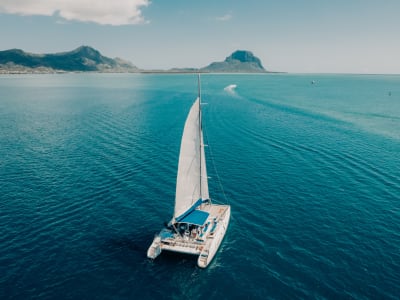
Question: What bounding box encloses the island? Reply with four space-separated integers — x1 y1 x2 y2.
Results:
0 46 268 74
201 50 266 73
0 46 138 74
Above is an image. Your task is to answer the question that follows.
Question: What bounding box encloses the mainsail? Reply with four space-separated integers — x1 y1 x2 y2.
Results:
174 97 209 222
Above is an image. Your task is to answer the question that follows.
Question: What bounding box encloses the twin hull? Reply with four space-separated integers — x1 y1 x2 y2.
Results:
147 205 230 268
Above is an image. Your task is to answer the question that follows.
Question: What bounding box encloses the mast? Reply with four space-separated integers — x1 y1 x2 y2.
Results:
198 74 202 200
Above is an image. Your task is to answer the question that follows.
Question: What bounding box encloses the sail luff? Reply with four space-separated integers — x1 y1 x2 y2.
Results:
198 82 202 203
200 130 209 200
198 74 209 201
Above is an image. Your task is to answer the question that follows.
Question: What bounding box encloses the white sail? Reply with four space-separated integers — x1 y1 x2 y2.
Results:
174 97 209 221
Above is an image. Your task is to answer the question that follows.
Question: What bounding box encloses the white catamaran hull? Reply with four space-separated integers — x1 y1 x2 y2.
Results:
197 205 230 268
147 204 230 268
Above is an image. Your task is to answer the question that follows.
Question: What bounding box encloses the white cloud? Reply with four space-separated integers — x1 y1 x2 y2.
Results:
0 0 150 25
216 13 232 22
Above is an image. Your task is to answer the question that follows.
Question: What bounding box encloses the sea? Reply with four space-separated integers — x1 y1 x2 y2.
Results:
0 73 399 299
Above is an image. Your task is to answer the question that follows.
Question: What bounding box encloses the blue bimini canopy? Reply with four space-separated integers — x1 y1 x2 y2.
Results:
178 209 209 226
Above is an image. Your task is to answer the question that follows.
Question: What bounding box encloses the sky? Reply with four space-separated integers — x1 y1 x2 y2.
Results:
0 0 399 74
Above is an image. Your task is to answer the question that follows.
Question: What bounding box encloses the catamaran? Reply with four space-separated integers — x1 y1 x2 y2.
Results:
147 75 231 268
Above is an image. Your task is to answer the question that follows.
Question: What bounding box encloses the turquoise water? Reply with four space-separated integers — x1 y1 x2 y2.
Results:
0 73 399 299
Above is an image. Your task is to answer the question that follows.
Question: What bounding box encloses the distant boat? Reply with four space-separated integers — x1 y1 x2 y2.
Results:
224 84 237 93
147 75 231 268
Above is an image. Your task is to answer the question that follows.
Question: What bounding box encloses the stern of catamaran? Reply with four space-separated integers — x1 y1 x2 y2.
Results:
147 236 162 259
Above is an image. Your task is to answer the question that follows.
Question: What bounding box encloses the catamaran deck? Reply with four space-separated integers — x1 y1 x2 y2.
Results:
161 204 229 252
147 203 230 267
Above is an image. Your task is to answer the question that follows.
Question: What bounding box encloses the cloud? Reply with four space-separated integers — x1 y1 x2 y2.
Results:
216 13 232 22
0 0 150 25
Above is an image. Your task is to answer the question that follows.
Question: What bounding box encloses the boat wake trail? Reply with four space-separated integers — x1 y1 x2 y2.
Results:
224 84 237 95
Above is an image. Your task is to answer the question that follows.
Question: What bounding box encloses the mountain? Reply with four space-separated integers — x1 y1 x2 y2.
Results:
201 50 266 73
0 47 268 73
0 46 139 73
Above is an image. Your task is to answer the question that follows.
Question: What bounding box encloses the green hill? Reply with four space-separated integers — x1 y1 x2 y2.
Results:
201 50 266 73
0 46 139 73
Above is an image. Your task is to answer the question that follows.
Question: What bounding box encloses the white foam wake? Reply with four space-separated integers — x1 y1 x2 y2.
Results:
224 84 237 94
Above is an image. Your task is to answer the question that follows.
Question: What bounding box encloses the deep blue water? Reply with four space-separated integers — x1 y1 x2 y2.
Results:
1 73 399 299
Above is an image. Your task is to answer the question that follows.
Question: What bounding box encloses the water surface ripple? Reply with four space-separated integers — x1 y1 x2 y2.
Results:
1 74 399 299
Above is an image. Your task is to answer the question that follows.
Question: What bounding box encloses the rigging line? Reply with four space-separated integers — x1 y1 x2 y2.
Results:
202 116 229 206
